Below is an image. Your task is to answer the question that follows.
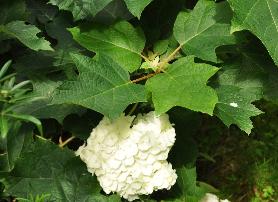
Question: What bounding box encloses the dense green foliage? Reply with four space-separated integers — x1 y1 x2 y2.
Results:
0 0 277 201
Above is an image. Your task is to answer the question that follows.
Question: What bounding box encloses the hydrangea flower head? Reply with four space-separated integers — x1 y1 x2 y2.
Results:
76 111 177 201
201 193 230 202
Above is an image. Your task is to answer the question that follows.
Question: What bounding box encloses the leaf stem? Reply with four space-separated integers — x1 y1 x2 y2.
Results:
140 53 149 62
127 103 139 116
132 45 182 83
59 136 75 148
158 45 182 67
131 72 157 83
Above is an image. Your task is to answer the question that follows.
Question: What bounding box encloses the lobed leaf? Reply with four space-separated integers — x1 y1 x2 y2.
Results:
2 138 121 201
52 54 146 119
123 0 153 18
14 79 84 124
69 21 145 72
215 85 263 134
174 0 236 62
48 0 113 21
228 0 278 65
0 21 53 51
146 56 219 115
214 52 266 134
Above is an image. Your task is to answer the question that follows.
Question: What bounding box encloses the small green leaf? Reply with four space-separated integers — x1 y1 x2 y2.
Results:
123 0 153 18
153 39 169 55
48 0 113 21
146 56 219 115
5 113 42 135
0 21 53 51
0 116 9 138
174 0 236 62
0 60 12 79
52 54 146 119
0 123 32 172
228 0 278 65
69 21 145 72
166 167 207 202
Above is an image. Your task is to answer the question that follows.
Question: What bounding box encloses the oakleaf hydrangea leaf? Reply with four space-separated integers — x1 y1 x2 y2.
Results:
146 56 219 115
0 21 53 51
214 55 265 134
2 138 121 201
174 0 236 62
69 21 145 72
14 79 84 124
48 0 113 21
214 85 263 134
123 0 153 18
228 0 278 65
52 54 146 119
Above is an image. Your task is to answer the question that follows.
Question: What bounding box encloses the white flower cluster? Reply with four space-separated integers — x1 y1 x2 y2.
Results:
201 193 230 202
76 111 177 201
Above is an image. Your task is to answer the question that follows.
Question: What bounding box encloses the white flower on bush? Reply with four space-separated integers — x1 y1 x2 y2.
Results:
76 111 177 201
201 193 230 202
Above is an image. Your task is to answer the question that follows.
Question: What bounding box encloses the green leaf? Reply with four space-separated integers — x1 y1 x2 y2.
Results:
0 123 32 172
174 0 236 62
176 167 207 202
0 21 53 51
44 12 82 77
0 116 9 138
0 0 26 24
153 39 169 55
123 0 152 18
168 108 201 167
52 54 146 119
214 54 265 134
146 56 219 115
5 114 42 135
93 0 133 24
14 79 84 124
69 21 145 72
2 138 120 201
214 86 263 134
228 0 278 65
166 167 206 202
48 0 113 21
